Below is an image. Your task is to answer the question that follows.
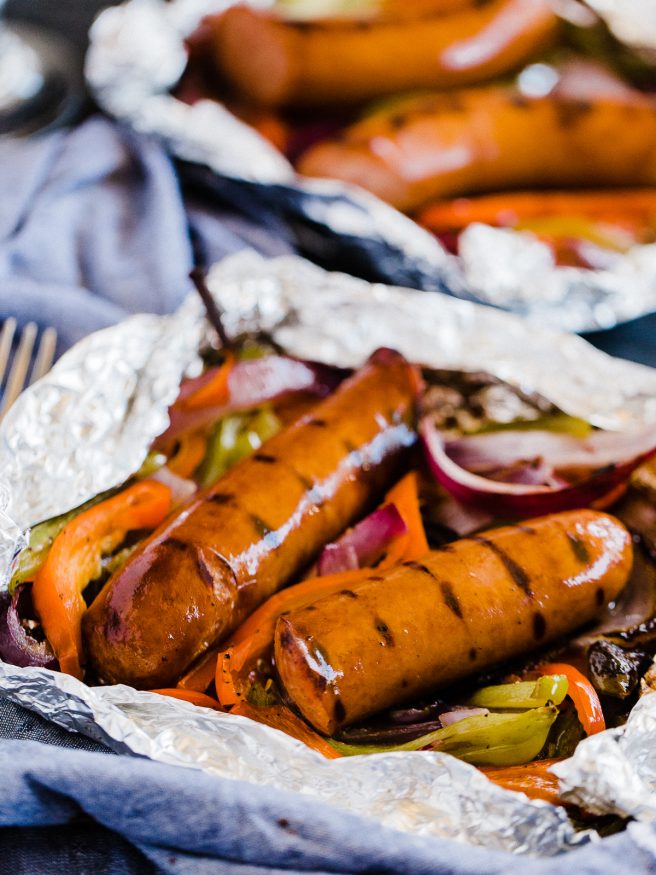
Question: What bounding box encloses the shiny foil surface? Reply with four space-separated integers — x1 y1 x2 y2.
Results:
1 252 656 855
85 0 656 333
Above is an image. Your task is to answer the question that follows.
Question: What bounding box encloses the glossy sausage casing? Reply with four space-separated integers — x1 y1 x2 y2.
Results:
298 84 656 211
274 511 632 734
83 349 418 689
210 0 557 109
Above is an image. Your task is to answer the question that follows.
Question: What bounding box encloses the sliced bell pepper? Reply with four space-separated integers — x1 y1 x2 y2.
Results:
230 701 342 760
166 429 208 479
538 662 606 736
467 675 568 710
331 706 559 767
178 354 234 411
216 569 372 707
32 480 172 680
177 647 220 693
150 688 223 711
380 471 429 565
480 759 563 805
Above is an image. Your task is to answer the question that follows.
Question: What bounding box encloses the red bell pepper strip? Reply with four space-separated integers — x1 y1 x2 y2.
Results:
538 662 606 736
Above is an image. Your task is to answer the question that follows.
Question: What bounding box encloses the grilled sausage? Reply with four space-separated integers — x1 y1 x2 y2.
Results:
298 84 656 212
274 510 632 734
83 349 418 689
209 0 557 109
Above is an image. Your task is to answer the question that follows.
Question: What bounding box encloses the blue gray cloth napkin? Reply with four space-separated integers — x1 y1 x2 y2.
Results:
0 115 292 354
1 115 656 873
2 737 656 875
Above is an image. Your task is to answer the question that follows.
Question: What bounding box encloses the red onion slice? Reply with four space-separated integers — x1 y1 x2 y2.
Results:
149 466 197 508
317 503 408 576
445 429 656 477
421 419 656 517
162 357 346 444
0 587 56 669
439 707 489 727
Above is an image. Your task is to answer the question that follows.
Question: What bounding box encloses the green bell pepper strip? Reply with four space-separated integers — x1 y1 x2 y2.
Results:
331 706 559 767
197 408 281 487
466 675 568 710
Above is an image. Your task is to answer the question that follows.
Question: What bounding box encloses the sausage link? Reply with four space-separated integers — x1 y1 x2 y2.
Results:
274 510 632 734
298 86 656 212
210 0 557 109
83 349 418 689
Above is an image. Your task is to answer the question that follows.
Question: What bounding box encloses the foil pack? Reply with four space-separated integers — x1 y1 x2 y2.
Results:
2 251 656 855
85 0 656 333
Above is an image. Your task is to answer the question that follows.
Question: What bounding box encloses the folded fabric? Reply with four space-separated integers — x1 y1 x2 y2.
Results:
0 738 654 875
0 115 293 354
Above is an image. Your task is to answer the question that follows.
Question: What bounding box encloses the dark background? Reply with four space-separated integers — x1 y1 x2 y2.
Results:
6 0 115 48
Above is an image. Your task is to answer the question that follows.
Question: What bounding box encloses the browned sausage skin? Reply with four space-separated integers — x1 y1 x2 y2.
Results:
83 349 419 689
274 510 632 735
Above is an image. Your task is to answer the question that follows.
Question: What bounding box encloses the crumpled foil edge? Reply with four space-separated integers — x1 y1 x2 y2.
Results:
1 251 656 854
0 661 587 856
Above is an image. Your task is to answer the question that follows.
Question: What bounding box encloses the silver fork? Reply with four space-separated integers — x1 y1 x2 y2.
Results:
0 319 57 422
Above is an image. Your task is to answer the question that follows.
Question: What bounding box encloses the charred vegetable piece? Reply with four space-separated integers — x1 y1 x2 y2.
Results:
331 706 559 767
587 640 650 700
0 586 56 669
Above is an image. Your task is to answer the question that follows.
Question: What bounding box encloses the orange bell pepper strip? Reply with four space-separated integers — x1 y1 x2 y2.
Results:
480 759 563 805
167 429 208 479
177 647 220 693
216 569 372 707
32 480 172 680
178 354 234 411
380 471 429 566
150 688 223 711
416 190 656 235
538 663 605 736
231 701 342 759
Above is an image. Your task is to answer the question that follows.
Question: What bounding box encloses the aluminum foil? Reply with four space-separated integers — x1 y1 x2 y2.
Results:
2 251 656 855
85 0 656 333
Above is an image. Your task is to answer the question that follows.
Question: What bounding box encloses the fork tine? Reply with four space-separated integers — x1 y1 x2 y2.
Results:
0 321 37 419
0 317 17 387
29 326 57 385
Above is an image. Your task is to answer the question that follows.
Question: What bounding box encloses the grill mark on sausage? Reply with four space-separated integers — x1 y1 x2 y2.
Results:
374 618 394 647
334 698 346 724
596 586 605 606
555 99 593 128
167 538 190 552
196 549 216 588
474 536 533 597
293 470 314 491
567 533 590 564
367 575 385 582
306 417 328 428
250 514 272 537
341 590 358 599
440 581 463 619
253 453 277 464
402 560 436 578
516 525 536 535
208 493 234 505
469 647 477 661
533 611 547 640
